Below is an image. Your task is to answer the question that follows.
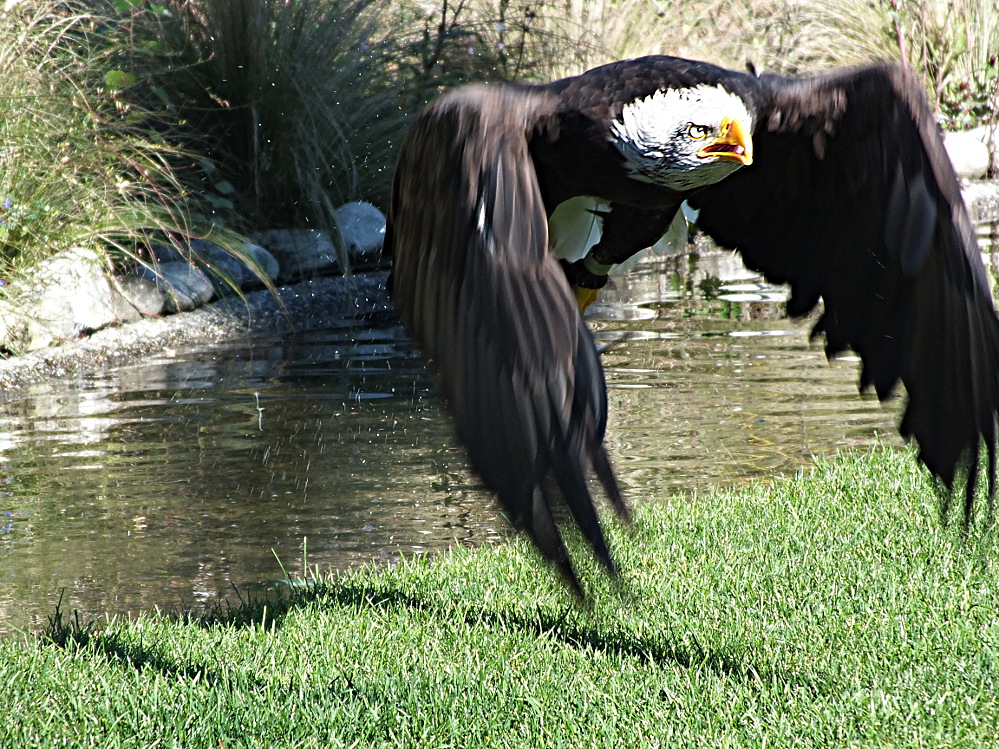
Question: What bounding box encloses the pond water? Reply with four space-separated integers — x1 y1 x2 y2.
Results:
1 240 994 635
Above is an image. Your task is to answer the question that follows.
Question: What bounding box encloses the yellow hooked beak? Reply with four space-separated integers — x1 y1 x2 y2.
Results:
697 116 754 166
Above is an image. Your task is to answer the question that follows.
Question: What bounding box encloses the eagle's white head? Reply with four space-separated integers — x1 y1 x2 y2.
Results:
610 84 754 191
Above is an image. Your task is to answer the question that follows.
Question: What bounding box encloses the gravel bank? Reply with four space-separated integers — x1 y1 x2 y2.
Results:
0 270 391 399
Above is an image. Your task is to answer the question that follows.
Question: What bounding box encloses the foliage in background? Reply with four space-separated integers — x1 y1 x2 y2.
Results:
891 0 999 130
109 0 404 254
1 0 995 295
559 0 998 132
400 0 996 132
0 0 231 287
97 0 608 250
388 0 595 107
737 0 998 131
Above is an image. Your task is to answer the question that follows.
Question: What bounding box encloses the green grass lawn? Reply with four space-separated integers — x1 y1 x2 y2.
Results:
2 448 997 747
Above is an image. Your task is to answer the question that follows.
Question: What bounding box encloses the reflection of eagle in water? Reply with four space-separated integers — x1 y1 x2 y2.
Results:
384 56 999 596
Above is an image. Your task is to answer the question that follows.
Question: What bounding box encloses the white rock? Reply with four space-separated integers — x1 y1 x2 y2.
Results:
110 273 167 322
255 205 386 282
0 297 26 352
240 242 280 284
138 262 215 313
335 201 386 262
190 239 280 291
255 229 339 283
2 247 118 351
945 126 994 180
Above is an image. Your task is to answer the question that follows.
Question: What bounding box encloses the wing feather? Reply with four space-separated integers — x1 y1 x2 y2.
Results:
385 85 626 593
690 65 999 518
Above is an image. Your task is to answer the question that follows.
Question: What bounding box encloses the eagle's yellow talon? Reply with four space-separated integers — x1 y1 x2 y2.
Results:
573 286 600 312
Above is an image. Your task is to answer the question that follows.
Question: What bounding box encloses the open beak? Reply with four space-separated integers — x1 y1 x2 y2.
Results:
697 116 753 166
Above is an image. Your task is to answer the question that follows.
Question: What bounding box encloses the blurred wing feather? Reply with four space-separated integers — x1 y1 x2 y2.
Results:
690 65 999 516
385 86 625 593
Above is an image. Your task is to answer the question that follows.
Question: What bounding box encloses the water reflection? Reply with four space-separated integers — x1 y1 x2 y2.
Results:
0 323 513 634
593 253 896 498
1 236 992 634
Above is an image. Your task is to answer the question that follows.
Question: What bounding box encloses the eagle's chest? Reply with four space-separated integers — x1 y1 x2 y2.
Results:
547 195 690 267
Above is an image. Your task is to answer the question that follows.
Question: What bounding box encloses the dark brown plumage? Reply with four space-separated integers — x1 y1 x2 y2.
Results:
385 56 999 596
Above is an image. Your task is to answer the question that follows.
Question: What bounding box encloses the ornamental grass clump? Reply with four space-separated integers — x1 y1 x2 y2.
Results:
0 1 233 294
114 0 404 270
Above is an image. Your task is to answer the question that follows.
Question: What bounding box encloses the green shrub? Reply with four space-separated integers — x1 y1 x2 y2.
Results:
680 0 997 131
389 0 593 105
894 0 999 130
0 1 216 286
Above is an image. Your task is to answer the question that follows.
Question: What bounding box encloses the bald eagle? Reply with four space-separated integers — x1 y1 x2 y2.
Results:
385 56 999 597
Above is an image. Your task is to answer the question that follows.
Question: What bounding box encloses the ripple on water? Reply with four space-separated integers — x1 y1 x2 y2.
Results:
4 241 982 634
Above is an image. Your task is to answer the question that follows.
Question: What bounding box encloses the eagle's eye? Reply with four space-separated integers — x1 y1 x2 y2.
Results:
687 123 712 140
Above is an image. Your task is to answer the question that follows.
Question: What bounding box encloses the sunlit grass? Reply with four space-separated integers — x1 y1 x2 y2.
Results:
2 448 996 747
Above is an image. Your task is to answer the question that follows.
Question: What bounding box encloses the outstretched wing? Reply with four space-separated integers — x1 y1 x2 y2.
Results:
690 65 999 519
385 85 628 595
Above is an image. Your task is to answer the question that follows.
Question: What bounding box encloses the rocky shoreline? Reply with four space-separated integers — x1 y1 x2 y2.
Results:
1 180 997 399
0 201 392 398
0 269 392 398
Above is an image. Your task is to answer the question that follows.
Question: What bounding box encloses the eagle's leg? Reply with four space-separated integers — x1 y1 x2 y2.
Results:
561 203 680 311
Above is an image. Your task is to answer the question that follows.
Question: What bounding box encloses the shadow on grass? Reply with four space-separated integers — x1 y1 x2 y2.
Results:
317 581 827 696
41 595 258 690
40 576 827 698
